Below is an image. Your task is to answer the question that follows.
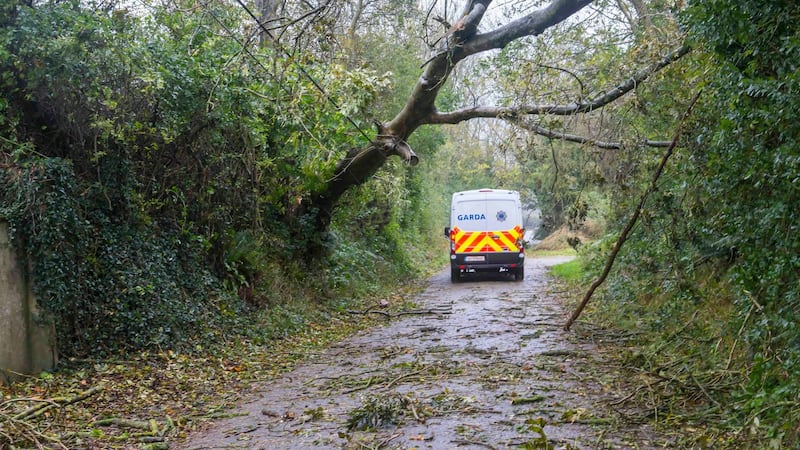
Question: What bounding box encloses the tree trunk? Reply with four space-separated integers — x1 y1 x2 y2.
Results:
299 134 418 259
256 0 280 46
305 0 595 233
297 0 691 260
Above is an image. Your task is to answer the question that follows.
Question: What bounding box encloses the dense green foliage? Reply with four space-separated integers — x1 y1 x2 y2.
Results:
0 0 448 356
685 0 800 342
1 158 223 353
687 0 800 441
571 0 800 445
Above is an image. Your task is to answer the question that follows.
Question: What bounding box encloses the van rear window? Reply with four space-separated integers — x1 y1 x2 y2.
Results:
453 199 519 231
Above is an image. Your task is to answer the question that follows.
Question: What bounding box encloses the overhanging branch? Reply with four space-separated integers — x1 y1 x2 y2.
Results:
387 0 595 138
513 120 672 149
463 0 595 54
428 44 691 125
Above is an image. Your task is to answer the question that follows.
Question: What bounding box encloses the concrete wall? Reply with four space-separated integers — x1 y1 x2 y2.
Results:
0 220 57 384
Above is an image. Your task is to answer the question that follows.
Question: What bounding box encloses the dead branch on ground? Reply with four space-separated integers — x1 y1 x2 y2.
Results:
347 304 452 318
0 385 104 449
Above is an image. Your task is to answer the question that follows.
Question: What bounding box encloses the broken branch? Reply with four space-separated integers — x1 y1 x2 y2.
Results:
564 90 702 331
14 385 104 421
347 306 452 317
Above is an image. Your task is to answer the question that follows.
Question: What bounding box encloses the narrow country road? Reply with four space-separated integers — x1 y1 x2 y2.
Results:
179 256 671 449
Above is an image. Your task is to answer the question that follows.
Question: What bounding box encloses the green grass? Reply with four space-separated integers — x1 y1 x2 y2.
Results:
549 258 583 282
527 248 577 257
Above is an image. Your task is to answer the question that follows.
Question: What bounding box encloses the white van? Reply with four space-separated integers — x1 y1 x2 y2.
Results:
444 189 525 282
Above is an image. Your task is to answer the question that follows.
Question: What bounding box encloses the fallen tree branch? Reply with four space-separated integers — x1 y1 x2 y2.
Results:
429 45 691 125
1 410 68 449
347 306 452 318
2 387 104 448
14 385 104 421
512 120 672 149
564 90 702 331
93 417 153 431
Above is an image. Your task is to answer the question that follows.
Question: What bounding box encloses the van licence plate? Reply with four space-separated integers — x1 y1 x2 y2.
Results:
464 255 485 262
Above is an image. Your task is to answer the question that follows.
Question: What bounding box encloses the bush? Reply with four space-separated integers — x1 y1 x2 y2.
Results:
0 157 231 356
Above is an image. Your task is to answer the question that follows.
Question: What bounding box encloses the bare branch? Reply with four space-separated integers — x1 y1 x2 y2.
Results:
386 0 594 139
428 44 691 125
538 63 587 98
513 120 672 149
462 0 594 55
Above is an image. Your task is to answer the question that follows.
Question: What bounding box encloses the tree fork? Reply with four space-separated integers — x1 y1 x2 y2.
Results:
307 0 597 231
289 0 639 257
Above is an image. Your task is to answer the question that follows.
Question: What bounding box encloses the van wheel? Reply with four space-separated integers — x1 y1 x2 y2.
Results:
451 268 460 283
514 268 524 281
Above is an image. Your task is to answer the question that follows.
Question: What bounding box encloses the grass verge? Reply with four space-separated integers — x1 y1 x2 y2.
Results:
548 258 582 282
547 251 751 448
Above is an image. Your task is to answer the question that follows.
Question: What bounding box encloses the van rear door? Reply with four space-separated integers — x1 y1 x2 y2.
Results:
485 198 522 235
451 194 522 254
452 198 488 252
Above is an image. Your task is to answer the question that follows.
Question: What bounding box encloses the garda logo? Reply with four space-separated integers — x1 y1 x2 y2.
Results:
496 210 507 222
457 213 486 221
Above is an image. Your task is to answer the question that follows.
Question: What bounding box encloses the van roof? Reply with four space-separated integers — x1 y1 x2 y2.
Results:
453 189 519 197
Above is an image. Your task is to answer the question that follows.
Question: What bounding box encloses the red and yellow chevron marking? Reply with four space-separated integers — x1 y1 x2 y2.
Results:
451 225 523 253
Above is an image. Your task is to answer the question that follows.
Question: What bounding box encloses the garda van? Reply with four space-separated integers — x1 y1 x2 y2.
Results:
444 189 525 282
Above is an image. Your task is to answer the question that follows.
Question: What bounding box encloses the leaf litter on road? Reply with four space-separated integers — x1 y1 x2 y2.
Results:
177 257 686 449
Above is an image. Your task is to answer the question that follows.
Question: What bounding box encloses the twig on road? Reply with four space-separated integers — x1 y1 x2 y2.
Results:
452 439 497 449
384 365 430 389
347 306 452 318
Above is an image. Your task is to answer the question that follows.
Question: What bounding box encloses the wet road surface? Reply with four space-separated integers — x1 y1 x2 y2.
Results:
179 256 671 449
